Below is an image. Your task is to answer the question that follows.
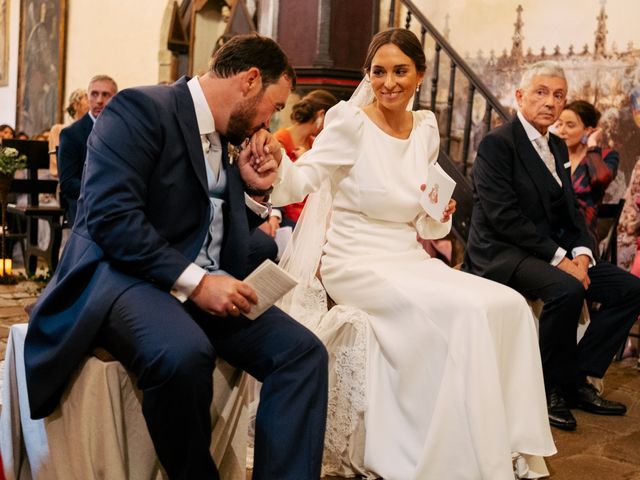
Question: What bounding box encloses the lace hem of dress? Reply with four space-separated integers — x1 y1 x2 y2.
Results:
320 305 370 476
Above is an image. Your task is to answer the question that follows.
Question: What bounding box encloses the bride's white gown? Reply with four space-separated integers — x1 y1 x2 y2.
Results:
272 101 556 479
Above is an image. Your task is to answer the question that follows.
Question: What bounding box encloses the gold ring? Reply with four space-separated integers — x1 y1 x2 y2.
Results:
231 305 238 311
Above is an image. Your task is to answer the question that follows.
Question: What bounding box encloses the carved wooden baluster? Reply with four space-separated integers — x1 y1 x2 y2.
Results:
405 10 412 29
388 0 396 28
462 84 476 176
483 104 493 136
412 27 427 111
443 60 457 156
430 43 441 112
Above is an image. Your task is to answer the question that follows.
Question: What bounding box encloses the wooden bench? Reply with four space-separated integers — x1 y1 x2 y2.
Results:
2 139 65 275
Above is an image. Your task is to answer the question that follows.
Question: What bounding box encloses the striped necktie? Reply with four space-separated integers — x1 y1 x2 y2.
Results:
534 136 562 186
202 133 221 179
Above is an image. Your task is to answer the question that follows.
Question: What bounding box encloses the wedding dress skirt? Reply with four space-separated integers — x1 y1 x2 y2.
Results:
273 101 556 479
316 211 555 480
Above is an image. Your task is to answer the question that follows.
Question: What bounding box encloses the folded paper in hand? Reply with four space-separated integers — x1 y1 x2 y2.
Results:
419 162 456 220
243 259 298 320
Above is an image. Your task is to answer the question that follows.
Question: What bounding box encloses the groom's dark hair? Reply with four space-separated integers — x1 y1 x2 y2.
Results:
209 33 296 89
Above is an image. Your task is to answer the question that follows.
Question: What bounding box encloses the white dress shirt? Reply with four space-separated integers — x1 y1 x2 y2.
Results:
516 111 595 267
171 76 271 301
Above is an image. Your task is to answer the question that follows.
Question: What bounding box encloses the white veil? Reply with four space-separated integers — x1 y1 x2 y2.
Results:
276 79 378 476
276 77 375 327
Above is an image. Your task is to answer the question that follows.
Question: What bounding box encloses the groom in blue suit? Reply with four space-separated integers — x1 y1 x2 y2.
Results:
24 34 328 479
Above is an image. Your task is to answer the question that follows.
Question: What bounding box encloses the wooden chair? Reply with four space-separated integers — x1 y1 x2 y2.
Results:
2 139 65 275
597 200 625 264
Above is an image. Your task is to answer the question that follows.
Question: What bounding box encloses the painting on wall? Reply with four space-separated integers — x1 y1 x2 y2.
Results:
414 1 640 182
15 0 66 136
0 0 9 86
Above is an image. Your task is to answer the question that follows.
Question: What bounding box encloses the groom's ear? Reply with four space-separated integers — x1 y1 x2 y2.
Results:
240 68 262 96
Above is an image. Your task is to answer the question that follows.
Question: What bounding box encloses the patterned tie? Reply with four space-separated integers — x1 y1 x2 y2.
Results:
202 133 221 179
534 136 562 186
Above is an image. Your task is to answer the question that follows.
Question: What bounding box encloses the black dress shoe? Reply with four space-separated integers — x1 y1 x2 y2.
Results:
547 387 577 431
575 383 627 415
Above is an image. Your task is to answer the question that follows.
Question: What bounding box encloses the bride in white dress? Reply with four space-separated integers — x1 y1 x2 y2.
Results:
270 28 556 479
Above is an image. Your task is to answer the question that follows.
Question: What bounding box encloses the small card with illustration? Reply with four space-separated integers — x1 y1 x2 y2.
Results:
419 162 456 220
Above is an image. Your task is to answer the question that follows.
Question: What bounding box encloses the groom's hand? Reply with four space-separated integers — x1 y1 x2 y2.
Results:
189 275 258 317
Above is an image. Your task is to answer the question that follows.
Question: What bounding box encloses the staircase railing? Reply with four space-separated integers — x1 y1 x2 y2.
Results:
388 0 510 176
386 0 512 245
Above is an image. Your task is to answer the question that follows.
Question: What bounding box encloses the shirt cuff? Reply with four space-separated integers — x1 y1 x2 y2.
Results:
550 247 567 266
245 193 271 219
270 208 282 220
171 263 206 303
572 247 596 267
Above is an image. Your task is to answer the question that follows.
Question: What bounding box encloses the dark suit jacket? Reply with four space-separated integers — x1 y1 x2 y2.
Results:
25 77 263 418
58 112 94 224
463 116 594 284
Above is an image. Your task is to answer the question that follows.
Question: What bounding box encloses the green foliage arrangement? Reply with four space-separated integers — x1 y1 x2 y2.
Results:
0 146 27 176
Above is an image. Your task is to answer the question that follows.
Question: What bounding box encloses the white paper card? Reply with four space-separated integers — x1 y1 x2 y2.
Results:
274 226 293 261
243 259 298 320
419 162 456 220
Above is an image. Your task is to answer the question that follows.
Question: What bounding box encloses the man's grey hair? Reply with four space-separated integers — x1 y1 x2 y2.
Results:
88 74 118 93
518 61 566 90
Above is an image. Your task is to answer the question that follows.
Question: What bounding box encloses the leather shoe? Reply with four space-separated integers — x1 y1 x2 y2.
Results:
547 387 577 431
575 383 627 415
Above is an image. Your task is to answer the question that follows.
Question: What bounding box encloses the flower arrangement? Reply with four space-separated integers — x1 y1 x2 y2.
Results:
0 145 26 280
0 146 27 176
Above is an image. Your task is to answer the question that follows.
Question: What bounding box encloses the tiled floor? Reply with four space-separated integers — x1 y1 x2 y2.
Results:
2 276 639 480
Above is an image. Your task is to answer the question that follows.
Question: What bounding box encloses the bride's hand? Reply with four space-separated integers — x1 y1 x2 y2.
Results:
441 199 456 223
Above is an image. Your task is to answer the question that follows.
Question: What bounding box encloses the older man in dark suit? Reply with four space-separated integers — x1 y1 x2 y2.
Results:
25 35 328 479
464 61 640 431
58 74 117 224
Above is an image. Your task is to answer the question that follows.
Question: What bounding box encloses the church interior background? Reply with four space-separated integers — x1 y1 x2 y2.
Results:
0 1 640 479
1 0 638 184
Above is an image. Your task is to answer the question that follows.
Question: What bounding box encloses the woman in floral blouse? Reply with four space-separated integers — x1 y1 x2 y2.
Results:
556 100 619 250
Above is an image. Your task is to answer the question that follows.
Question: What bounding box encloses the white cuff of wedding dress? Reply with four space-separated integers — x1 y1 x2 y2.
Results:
274 148 293 186
415 214 451 240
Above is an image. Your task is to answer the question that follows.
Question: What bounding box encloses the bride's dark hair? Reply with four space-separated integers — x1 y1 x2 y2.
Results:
363 28 427 74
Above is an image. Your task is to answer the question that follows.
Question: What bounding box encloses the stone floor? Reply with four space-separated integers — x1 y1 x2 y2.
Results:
1 275 639 479
0 274 42 361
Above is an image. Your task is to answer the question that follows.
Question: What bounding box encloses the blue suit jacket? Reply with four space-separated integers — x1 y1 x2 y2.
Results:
58 112 94 224
25 77 263 418
463 117 594 284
